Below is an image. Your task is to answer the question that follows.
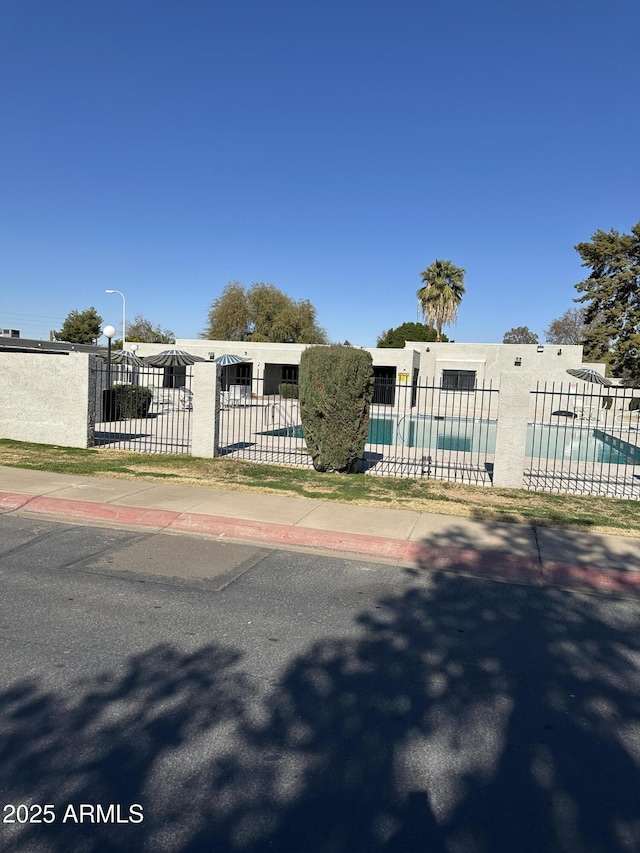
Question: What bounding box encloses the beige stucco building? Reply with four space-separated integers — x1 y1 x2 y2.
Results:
134 338 606 395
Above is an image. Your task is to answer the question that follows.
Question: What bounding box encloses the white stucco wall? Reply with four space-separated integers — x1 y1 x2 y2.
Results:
190 362 220 458
134 339 603 388
492 373 532 488
134 339 419 376
135 339 313 367
405 342 606 386
0 352 94 447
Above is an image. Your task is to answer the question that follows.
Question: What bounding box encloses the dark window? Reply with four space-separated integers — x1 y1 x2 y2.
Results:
282 364 299 383
372 366 396 405
221 362 252 391
441 370 476 391
411 367 419 407
163 366 187 388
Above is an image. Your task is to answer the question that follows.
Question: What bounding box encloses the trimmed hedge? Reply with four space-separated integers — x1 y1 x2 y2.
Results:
299 345 373 473
279 382 299 399
112 384 153 419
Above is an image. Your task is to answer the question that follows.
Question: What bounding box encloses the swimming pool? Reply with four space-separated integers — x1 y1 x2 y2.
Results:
259 417 394 445
396 415 496 453
395 416 640 464
259 416 489 450
260 416 640 463
527 424 640 464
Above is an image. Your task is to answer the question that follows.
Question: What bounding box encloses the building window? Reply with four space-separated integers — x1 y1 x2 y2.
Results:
163 366 187 388
441 369 476 391
372 366 396 405
282 364 299 383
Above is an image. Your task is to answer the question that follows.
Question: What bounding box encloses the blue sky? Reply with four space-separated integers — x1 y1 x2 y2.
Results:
1 0 638 346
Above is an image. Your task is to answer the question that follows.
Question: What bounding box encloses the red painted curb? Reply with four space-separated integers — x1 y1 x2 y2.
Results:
21 496 181 529
170 511 418 562
0 491 36 512
542 561 640 596
412 543 541 584
2 490 639 598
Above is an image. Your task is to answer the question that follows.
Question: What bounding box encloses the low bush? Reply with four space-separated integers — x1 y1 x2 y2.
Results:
299 345 373 473
113 384 153 419
279 383 299 399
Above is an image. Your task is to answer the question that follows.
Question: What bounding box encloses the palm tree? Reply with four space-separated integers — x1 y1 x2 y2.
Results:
416 259 466 342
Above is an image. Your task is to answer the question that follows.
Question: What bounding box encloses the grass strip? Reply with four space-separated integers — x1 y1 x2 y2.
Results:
1 439 638 536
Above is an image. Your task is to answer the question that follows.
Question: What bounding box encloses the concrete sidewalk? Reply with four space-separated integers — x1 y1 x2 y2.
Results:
1 465 639 597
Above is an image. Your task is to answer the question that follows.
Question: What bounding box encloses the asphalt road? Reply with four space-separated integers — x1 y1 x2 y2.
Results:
1 514 639 853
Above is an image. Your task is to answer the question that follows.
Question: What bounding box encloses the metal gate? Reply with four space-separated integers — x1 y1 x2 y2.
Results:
525 382 640 498
91 359 193 454
218 370 499 483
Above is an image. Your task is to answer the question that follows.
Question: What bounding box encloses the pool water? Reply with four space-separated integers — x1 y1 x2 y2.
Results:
260 416 640 464
397 416 496 453
369 417 394 444
526 424 640 464
398 416 640 463
260 417 394 444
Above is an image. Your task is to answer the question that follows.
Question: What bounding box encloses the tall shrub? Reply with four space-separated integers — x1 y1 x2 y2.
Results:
299 345 373 473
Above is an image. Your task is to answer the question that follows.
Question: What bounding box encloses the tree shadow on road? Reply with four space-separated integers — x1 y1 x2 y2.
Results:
1 573 639 852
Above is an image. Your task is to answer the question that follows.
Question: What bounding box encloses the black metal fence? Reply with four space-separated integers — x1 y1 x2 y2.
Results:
525 382 640 498
91 360 193 454
87 362 640 498
218 372 499 484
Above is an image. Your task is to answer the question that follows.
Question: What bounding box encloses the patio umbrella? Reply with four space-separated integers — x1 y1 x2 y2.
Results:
110 350 144 367
143 349 206 367
213 353 246 366
566 368 613 386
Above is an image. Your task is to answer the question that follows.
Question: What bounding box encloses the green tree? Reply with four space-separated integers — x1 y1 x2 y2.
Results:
544 307 589 346
201 282 327 344
377 321 443 348
201 281 251 340
575 222 640 380
54 307 103 344
126 314 176 344
299 345 373 473
416 260 466 342
502 326 539 344
266 300 326 344
246 283 291 341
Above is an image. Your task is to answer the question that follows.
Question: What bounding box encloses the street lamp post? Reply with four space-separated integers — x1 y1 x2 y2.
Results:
130 343 140 381
106 289 126 347
103 325 116 387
